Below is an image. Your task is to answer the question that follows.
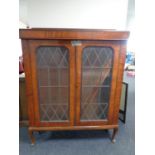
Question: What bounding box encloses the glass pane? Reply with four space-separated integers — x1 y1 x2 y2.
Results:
36 46 69 121
81 47 113 120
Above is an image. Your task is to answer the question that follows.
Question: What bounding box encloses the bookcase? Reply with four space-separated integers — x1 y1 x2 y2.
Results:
20 28 129 144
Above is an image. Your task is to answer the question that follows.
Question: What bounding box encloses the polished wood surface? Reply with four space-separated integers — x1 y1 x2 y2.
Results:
113 43 127 124
21 40 35 126
19 28 129 40
29 125 118 131
20 29 129 144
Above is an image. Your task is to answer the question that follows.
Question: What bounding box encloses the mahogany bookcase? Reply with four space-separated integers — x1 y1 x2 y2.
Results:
19 28 129 144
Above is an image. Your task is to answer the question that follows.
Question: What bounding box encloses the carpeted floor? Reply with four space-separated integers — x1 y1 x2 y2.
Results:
19 71 135 155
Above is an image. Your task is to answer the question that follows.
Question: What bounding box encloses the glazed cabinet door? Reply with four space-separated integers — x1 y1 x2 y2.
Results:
75 41 120 126
28 40 75 127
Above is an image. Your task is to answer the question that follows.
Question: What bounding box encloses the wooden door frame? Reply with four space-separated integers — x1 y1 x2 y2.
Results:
28 40 75 127
21 40 35 127
75 41 121 126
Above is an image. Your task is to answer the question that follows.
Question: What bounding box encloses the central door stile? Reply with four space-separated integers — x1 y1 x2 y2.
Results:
71 40 82 126
75 45 83 126
68 44 76 127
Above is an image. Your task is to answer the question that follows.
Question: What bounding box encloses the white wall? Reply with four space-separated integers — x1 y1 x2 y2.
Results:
20 0 128 30
19 0 28 25
126 0 135 51
126 0 135 29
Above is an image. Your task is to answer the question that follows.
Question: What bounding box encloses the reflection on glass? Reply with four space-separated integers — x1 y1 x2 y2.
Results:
81 47 113 120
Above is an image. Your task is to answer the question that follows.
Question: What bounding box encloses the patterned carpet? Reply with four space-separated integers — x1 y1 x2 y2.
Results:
19 72 135 155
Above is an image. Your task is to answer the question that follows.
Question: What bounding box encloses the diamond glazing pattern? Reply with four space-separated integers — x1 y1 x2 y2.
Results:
36 46 69 121
81 47 113 120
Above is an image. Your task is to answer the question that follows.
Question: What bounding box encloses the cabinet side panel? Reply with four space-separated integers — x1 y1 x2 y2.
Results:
21 40 35 126
113 43 127 124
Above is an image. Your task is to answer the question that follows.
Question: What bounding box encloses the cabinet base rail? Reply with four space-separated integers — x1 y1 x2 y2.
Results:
28 125 118 145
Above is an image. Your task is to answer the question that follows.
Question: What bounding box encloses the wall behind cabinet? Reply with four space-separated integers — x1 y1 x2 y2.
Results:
19 0 128 29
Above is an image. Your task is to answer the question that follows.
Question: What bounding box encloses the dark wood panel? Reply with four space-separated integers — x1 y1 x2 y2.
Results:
19 28 129 40
19 77 28 121
29 124 118 131
113 44 127 124
21 40 35 126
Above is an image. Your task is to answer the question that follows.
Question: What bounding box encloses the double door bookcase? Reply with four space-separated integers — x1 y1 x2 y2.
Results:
20 28 129 144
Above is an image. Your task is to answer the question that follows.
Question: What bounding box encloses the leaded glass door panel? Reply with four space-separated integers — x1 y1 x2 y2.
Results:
29 41 75 127
76 42 120 126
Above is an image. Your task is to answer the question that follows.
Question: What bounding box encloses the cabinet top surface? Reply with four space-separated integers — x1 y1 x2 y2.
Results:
19 28 130 40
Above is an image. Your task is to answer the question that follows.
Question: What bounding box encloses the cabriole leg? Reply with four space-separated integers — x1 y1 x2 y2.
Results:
28 129 35 145
111 128 118 143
